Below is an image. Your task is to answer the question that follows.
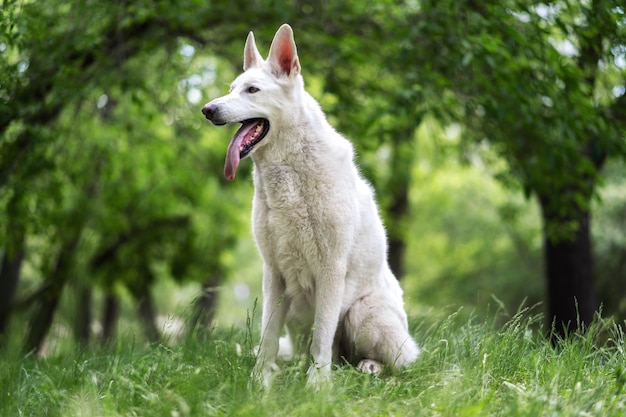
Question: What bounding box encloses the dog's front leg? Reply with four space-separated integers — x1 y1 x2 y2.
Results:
306 263 346 388
253 264 288 389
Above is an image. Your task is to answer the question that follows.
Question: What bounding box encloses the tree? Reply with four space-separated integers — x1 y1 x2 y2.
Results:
0 0 398 351
0 0 248 351
11 0 622 351
407 0 626 337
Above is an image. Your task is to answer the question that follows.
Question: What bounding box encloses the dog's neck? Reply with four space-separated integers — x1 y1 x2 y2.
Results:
250 90 335 167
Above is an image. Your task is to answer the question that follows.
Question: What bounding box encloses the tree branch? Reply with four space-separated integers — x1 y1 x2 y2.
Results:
576 0 610 90
90 215 190 271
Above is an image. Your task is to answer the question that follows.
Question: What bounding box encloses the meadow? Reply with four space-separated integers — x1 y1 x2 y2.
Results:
3 3 626 416
2 308 625 417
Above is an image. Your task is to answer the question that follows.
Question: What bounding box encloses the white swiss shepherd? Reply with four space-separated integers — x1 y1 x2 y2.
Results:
202 24 420 388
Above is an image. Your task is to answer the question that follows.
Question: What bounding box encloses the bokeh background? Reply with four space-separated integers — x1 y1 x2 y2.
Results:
1 0 625 355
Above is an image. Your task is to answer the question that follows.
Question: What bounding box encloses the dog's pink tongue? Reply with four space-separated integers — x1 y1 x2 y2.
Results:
224 122 255 181
224 136 243 181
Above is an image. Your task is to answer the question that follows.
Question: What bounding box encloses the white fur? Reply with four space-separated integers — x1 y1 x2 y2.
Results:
202 24 420 388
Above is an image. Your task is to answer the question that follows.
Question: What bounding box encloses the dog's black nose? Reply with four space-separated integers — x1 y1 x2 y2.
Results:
201 103 215 118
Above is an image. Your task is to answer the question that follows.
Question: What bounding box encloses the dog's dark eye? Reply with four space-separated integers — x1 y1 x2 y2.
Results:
247 86 260 94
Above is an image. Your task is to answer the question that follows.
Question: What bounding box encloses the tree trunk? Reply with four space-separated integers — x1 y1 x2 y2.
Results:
137 289 160 343
388 206 408 280
188 273 221 336
23 279 65 355
386 128 416 280
539 194 598 339
0 194 27 346
74 284 92 347
23 229 82 354
0 247 24 344
24 286 62 356
101 294 119 343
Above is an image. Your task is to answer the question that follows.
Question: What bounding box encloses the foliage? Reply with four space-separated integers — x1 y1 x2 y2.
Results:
406 0 626 230
2 0 626 350
593 160 626 318
403 121 544 316
2 311 626 416
400 0 626 334
0 0 259 349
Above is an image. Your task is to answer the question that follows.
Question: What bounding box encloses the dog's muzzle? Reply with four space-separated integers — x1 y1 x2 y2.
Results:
201 103 226 126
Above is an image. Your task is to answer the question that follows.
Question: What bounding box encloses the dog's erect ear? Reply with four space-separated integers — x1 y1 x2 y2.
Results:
267 24 300 78
243 31 263 71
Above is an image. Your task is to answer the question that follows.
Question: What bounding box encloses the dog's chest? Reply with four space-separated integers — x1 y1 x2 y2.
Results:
256 164 306 210
253 165 327 294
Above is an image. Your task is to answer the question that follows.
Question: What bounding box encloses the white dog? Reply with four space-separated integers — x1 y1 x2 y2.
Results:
202 24 420 387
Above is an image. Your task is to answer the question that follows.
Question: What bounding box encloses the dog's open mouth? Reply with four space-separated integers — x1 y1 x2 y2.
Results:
224 118 269 180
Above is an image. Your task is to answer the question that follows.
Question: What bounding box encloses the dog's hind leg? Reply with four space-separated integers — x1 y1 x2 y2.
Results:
342 292 420 373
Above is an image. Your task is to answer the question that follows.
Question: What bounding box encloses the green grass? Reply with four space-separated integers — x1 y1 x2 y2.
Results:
2 309 626 417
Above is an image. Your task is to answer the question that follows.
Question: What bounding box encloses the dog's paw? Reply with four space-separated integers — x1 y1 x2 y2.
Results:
357 359 383 375
305 363 331 390
251 362 279 390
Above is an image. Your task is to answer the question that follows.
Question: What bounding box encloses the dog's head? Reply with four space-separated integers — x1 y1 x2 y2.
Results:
201 24 301 180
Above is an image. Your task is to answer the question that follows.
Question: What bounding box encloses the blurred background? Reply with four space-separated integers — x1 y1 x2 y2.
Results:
1 0 625 355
